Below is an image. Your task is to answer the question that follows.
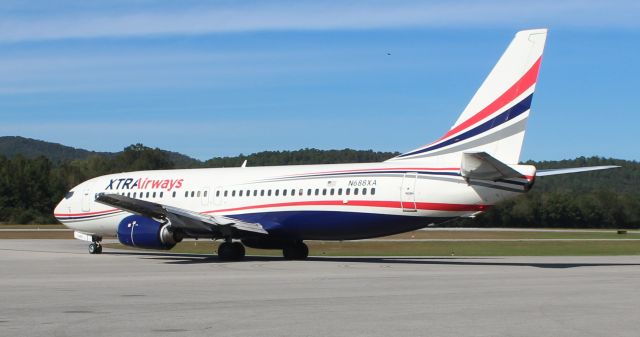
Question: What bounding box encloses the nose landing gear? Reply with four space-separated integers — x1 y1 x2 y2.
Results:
88 241 102 254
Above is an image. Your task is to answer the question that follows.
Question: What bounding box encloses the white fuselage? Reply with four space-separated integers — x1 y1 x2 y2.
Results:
54 159 530 240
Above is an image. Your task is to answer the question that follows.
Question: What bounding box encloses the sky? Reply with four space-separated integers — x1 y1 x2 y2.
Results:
1 0 639 161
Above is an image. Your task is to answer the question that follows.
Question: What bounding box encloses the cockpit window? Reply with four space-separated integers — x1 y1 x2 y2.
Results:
64 191 74 199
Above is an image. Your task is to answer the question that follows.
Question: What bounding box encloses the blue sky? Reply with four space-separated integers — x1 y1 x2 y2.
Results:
1 0 639 161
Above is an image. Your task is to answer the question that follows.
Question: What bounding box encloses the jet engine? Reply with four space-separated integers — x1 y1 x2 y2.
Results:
117 215 183 250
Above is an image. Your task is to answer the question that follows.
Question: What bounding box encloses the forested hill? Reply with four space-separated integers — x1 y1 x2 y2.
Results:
0 136 110 162
0 140 637 228
0 136 199 167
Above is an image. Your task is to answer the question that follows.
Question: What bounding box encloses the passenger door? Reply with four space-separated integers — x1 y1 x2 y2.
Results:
400 172 417 212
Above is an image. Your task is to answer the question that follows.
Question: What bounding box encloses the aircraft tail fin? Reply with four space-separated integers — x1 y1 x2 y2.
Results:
389 29 548 165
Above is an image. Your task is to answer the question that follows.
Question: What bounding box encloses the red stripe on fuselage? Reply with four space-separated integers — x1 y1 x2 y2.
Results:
204 200 487 214
57 201 487 220
54 209 120 217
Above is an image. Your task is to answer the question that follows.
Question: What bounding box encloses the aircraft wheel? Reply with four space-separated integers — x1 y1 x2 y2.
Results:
218 242 245 261
232 242 246 260
88 242 101 254
283 241 309 260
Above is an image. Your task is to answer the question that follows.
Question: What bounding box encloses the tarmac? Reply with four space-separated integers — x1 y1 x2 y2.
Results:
2 239 640 337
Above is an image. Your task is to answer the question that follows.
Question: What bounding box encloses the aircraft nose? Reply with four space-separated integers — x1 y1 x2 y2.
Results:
54 199 66 223
54 191 74 224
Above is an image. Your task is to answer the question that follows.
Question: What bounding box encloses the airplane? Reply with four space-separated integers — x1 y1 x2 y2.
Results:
54 28 618 260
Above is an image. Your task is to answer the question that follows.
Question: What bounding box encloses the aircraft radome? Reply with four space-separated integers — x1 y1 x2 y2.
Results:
55 29 618 260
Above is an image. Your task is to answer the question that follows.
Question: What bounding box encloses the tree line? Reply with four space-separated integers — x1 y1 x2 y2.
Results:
0 144 637 228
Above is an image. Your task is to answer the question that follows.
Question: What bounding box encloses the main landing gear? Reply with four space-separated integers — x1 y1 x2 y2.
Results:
282 241 309 260
217 240 309 261
217 240 246 261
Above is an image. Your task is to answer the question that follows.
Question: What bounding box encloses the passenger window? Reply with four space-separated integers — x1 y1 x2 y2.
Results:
338 188 343 195
330 188 335 196
275 189 279 196
184 191 188 197
239 190 243 197
224 191 228 197
362 188 367 195
133 192 136 198
261 190 265 196
346 188 350 196
371 188 376 195
254 190 258 197
283 189 287 196
160 192 164 198
172 191 176 198
197 191 201 197
315 189 319 196
204 191 208 197
232 190 236 197
153 192 157 198
354 188 359 195
247 190 250 197
216 190 220 197
146 192 150 198
127 192 131 197
268 190 272 196
292 189 296 196
322 188 327 196
191 191 195 198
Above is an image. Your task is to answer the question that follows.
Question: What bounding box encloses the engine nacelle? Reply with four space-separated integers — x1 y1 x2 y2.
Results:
117 215 183 250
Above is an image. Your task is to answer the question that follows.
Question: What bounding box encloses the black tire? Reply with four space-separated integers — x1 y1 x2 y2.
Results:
283 241 309 260
88 243 98 254
217 242 235 261
95 244 103 254
231 242 246 260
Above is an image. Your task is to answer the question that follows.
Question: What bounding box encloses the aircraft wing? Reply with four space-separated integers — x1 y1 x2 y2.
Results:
95 193 268 236
536 165 620 177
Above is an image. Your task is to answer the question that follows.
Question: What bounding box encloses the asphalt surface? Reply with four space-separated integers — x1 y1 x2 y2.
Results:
2 239 640 337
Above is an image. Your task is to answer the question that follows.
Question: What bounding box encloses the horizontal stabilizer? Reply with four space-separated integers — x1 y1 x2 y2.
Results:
536 166 620 177
461 152 526 181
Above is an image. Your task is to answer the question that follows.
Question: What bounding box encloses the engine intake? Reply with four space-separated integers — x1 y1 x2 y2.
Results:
117 215 182 250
